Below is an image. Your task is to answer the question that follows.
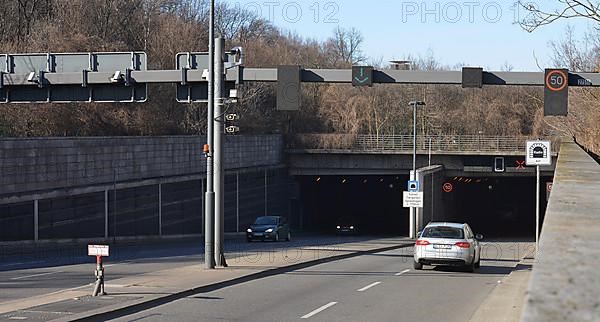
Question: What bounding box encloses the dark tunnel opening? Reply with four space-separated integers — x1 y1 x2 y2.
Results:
296 174 551 240
441 176 551 240
297 175 410 236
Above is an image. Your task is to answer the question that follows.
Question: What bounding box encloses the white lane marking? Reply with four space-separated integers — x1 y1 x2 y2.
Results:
8 317 28 320
0 261 45 268
395 269 410 276
357 281 382 292
11 271 62 280
301 302 338 319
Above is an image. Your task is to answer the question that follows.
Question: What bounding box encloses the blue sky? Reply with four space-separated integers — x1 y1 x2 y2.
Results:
225 0 593 71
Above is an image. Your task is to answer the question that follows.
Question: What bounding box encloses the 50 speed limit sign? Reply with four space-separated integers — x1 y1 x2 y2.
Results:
544 69 569 116
546 70 568 92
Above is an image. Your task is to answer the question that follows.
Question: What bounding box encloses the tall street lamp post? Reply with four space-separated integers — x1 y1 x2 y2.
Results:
408 100 426 238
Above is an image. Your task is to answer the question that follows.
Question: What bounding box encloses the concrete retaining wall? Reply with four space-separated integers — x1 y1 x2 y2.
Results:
0 136 293 242
521 140 600 322
0 135 283 201
415 165 445 231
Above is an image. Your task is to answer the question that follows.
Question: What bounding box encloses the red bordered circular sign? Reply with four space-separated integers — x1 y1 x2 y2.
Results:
546 70 568 92
442 182 453 193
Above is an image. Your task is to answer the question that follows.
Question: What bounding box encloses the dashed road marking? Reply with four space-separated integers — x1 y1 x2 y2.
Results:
357 281 381 292
301 301 338 319
395 269 410 276
11 271 62 281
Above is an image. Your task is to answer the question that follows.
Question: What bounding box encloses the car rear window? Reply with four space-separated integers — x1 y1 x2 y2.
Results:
422 226 464 239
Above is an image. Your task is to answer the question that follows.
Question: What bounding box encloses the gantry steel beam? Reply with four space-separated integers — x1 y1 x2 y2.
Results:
2 68 599 87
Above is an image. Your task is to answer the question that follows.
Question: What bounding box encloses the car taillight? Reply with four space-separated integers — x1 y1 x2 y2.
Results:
455 242 471 248
415 240 430 246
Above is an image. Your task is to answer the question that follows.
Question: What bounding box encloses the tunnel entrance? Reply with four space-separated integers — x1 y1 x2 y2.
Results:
296 174 551 240
440 176 551 239
297 175 409 236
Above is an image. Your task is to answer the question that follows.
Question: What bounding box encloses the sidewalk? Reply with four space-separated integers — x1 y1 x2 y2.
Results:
0 237 412 321
469 256 535 322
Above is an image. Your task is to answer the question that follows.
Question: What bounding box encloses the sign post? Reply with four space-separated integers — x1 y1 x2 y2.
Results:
88 245 109 296
526 141 552 253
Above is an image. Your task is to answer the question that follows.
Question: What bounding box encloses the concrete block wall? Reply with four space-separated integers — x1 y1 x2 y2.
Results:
0 135 283 198
0 167 293 242
415 166 445 231
0 135 292 242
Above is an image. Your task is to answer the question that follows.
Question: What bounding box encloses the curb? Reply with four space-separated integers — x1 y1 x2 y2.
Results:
59 242 413 322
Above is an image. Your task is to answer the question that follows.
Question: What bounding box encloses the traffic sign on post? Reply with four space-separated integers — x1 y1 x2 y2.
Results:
408 180 419 192
403 191 424 208
88 245 109 257
526 141 552 166
352 66 373 87
544 69 569 116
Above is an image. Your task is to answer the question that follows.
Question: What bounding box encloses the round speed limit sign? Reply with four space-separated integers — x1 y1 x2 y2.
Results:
546 70 568 92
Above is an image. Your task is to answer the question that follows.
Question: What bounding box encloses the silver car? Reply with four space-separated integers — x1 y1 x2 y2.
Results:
413 222 483 272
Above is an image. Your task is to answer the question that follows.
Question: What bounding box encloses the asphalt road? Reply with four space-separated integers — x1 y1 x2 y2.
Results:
108 242 526 322
0 234 393 304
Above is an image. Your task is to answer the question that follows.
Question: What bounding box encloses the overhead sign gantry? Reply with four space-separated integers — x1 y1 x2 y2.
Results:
2 51 597 117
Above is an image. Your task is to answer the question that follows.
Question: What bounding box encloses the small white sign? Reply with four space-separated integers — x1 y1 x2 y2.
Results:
88 245 109 257
403 192 424 208
526 141 552 166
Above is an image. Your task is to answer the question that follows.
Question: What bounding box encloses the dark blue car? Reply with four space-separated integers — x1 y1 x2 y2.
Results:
247 216 291 242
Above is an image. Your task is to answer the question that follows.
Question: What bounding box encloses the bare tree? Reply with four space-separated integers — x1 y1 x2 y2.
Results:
324 27 366 67
549 26 600 71
516 1 600 32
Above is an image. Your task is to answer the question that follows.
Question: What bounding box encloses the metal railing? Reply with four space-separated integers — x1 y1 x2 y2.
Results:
289 134 559 153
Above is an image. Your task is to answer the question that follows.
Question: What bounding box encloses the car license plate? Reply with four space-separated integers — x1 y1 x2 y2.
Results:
254 233 264 237
433 244 452 250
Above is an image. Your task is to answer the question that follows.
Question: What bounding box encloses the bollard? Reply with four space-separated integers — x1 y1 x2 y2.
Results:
88 244 109 296
92 255 107 296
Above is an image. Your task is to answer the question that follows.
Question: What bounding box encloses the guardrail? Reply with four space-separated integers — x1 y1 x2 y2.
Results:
288 134 559 153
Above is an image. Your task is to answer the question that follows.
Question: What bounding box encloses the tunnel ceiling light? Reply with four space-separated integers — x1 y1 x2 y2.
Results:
316 177 321 182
